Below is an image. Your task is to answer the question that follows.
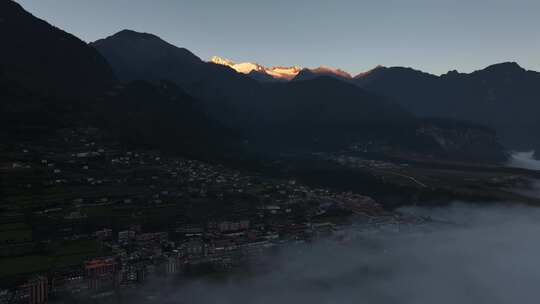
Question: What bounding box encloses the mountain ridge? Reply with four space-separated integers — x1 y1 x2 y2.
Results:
0 0 115 97
0 1 511 163
210 55 302 81
210 56 353 82
352 61 540 150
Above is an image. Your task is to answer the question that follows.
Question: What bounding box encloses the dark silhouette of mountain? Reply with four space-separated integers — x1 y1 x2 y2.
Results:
92 30 203 84
92 31 412 142
264 77 411 126
293 67 352 82
0 4 235 156
92 30 262 125
92 31 405 128
0 0 115 97
92 81 238 157
353 66 439 93
247 70 279 82
91 30 507 161
0 1 509 166
353 62 540 150
247 76 415 151
416 117 506 162
248 77 506 162
0 73 71 141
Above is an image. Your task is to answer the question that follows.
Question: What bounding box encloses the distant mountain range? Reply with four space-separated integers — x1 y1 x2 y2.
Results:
352 63 540 150
209 53 540 152
0 1 519 162
92 30 406 130
209 56 352 82
91 30 263 126
91 29 518 161
210 56 302 81
91 31 418 151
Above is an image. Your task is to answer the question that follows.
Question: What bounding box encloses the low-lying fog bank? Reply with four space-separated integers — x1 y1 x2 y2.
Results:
133 204 540 304
510 179 540 199
508 151 540 171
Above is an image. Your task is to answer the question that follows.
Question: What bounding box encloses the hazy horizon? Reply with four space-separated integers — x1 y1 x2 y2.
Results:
15 0 540 75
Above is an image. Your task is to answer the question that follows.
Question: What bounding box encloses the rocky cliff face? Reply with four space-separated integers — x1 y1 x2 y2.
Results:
417 120 507 162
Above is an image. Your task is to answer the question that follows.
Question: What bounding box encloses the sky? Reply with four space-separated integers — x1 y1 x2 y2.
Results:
16 0 540 75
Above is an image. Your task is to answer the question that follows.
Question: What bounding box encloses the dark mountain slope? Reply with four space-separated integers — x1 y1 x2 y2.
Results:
245 76 416 151
353 66 442 116
92 31 411 129
0 0 115 97
293 67 352 82
0 70 236 157
92 30 507 162
92 30 202 84
92 81 238 158
264 77 412 126
92 30 261 125
441 63 540 146
248 77 505 162
0 3 235 156
354 63 540 150
0 74 71 141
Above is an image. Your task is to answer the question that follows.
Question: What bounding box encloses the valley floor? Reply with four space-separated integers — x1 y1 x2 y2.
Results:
1 126 540 303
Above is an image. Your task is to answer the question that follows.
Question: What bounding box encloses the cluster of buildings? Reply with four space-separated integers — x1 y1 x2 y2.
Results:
324 153 404 170
1 211 413 303
0 127 417 303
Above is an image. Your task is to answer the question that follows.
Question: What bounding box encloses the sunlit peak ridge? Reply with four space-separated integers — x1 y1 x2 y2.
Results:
210 56 301 80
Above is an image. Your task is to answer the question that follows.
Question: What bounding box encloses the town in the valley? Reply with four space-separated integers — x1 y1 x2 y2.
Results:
0 127 424 304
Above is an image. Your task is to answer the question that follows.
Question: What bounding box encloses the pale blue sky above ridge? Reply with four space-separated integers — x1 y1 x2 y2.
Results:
16 0 540 75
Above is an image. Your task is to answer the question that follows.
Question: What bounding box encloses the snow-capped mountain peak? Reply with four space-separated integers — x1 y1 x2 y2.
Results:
210 55 352 82
232 62 266 74
210 56 302 81
210 56 235 67
210 56 266 73
266 66 303 80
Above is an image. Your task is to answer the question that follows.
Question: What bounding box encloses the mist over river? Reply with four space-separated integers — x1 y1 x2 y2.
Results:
100 151 540 304
57 152 540 304
508 151 540 171
125 203 540 304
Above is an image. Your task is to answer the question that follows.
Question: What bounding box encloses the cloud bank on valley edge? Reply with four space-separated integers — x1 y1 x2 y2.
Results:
128 203 540 304
508 151 540 171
